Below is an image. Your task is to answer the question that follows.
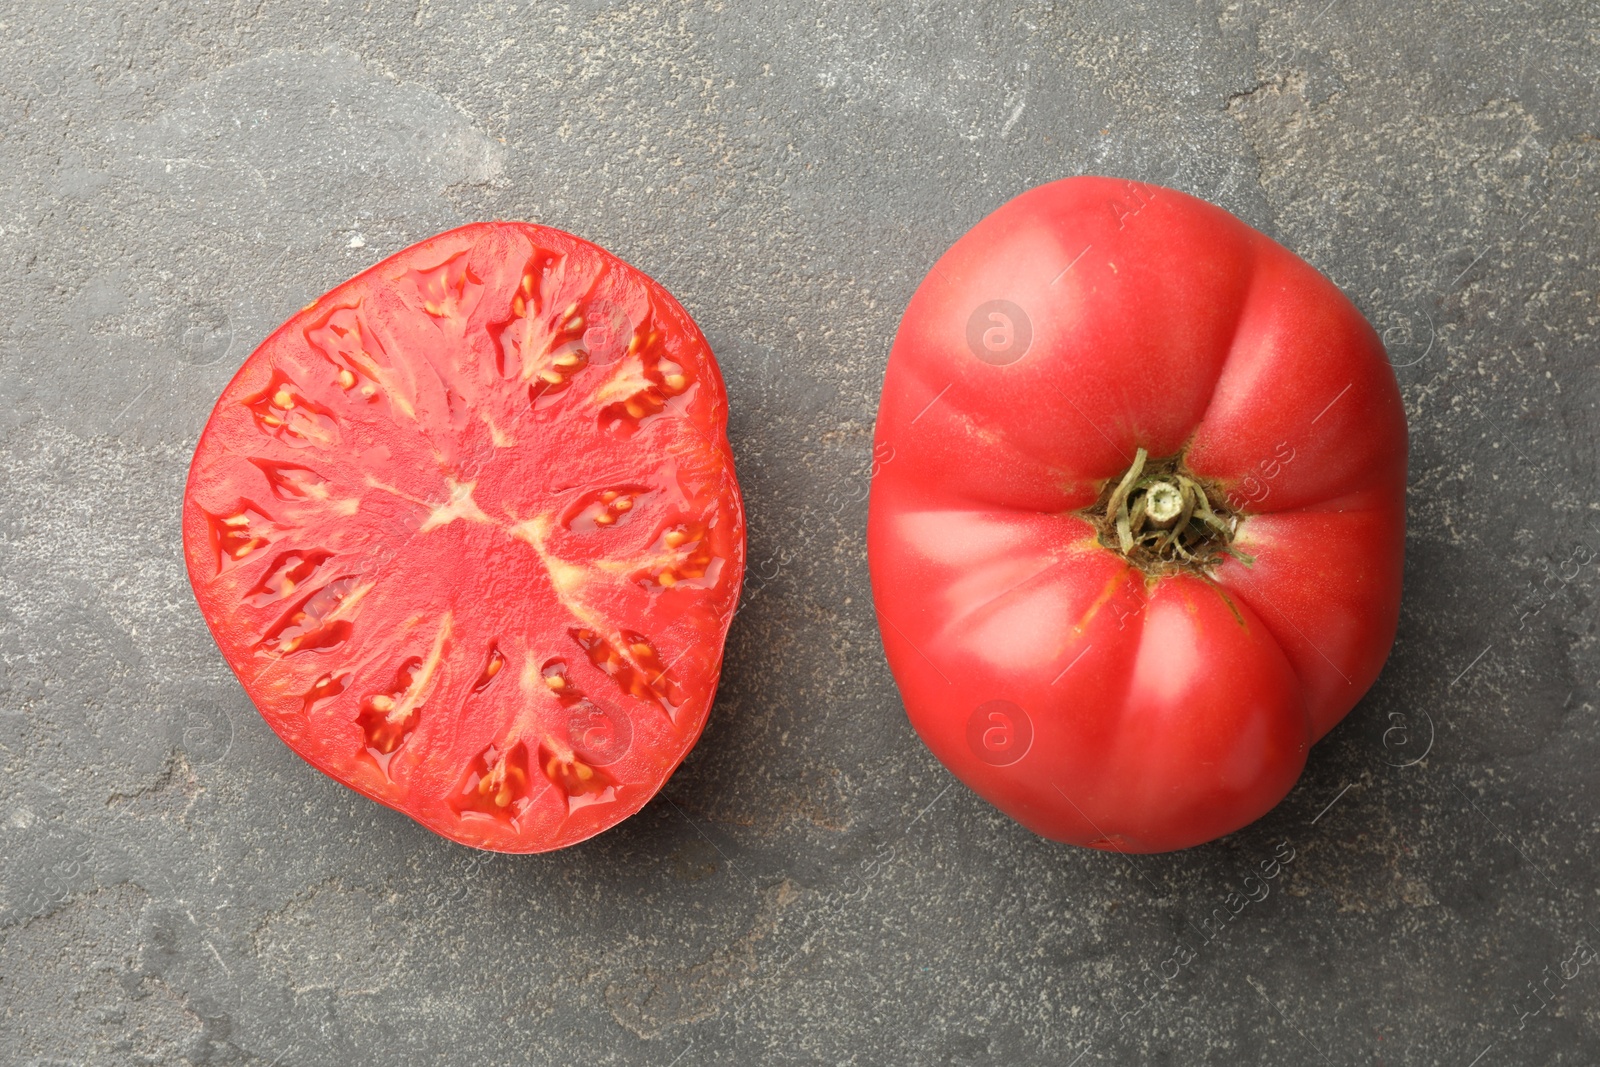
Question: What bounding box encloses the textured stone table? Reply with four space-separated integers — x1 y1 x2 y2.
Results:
2 2 1598 1064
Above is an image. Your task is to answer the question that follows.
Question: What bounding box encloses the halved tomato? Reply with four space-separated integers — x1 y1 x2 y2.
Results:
182 223 745 852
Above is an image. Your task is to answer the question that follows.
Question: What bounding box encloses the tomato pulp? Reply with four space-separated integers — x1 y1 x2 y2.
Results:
868 178 1406 852
182 223 744 852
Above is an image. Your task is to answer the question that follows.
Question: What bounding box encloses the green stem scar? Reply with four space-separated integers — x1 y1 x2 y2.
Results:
1090 447 1251 572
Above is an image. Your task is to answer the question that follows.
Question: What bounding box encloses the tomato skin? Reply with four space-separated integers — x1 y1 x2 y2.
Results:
868 177 1405 853
182 223 744 853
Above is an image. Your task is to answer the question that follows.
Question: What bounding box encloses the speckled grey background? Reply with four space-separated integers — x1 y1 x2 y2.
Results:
1 1 1597 1064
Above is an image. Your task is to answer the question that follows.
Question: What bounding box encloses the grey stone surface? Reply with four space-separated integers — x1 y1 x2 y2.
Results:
1 1 1597 1063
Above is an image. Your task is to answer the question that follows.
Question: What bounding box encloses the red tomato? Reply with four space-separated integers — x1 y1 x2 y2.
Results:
182 223 744 853
868 178 1406 853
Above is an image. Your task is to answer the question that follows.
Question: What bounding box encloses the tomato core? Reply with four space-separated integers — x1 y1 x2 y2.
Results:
1087 447 1242 574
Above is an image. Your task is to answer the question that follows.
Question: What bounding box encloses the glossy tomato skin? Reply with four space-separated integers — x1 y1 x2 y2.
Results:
868 177 1405 853
183 223 744 853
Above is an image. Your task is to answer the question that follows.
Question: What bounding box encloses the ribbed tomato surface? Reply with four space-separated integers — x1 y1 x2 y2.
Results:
869 177 1405 853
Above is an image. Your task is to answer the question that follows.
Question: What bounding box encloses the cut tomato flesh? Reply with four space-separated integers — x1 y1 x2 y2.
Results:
182 223 744 852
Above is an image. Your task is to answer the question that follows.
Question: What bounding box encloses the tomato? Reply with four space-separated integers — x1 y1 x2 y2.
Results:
868 177 1406 853
182 223 744 853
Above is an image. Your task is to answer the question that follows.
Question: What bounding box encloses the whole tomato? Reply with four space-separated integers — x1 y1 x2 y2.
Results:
868 177 1406 852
